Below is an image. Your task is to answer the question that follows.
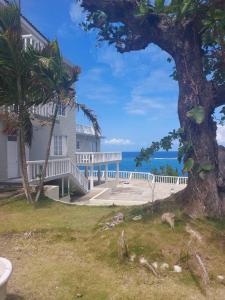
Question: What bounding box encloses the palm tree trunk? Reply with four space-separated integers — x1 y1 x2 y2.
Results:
17 75 33 203
18 115 33 203
35 98 60 202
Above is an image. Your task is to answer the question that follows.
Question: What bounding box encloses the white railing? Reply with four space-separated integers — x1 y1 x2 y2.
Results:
85 170 188 185
0 103 53 117
75 152 122 165
70 162 89 192
31 103 54 117
27 158 89 192
0 103 59 119
22 34 45 51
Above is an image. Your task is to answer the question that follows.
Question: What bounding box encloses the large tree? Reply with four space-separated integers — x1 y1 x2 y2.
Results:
80 0 225 218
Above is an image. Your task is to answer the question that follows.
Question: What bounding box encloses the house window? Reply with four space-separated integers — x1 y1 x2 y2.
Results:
58 103 66 116
76 141 80 150
53 136 67 156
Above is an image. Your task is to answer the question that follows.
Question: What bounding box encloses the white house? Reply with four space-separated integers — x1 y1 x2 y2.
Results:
0 0 122 199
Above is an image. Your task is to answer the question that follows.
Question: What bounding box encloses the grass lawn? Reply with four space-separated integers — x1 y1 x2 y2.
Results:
0 197 225 300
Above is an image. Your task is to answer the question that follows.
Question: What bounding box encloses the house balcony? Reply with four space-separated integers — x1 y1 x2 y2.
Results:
0 103 65 119
75 152 122 166
22 34 45 51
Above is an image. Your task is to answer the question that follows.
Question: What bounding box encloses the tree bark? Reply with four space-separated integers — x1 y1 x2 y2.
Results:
174 31 224 217
17 74 33 204
35 98 60 202
18 113 33 204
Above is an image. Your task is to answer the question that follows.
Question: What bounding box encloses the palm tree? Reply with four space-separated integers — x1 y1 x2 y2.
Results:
34 40 101 202
0 2 53 203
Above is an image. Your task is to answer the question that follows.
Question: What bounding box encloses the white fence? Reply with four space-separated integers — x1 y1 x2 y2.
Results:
86 170 188 185
75 152 122 165
27 158 89 192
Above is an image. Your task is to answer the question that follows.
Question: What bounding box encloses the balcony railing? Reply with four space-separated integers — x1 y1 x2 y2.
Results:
22 34 45 51
27 158 89 192
0 103 54 118
75 152 122 165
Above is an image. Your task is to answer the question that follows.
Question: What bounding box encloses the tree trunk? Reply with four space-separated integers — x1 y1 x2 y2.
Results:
18 115 33 203
17 75 33 204
174 33 224 218
35 99 60 202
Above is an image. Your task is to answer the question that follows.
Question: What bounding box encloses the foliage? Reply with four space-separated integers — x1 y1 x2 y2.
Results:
76 103 101 136
135 128 187 166
81 0 225 87
151 164 179 176
0 2 53 144
80 0 225 182
0 1 57 203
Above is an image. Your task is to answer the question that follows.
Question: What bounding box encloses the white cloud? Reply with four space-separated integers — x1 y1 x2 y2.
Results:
217 125 225 145
125 68 178 115
69 1 86 25
125 96 165 115
104 138 133 145
133 69 178 96
97 46 125 76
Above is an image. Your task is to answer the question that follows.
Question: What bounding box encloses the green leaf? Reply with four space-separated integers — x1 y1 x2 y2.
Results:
186 106 205 124
197 163 215 173
155 0 165 11
135 0 153 16
181 0 192 15
183 158 194 173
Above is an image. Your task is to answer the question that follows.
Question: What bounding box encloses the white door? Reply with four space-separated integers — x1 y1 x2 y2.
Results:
7 136 18 179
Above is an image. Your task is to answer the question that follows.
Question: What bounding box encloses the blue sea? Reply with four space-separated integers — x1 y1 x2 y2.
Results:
109 151 183 175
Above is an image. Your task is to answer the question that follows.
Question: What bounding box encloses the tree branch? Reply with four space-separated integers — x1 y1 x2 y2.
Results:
81 0 175 54
213 83 225 107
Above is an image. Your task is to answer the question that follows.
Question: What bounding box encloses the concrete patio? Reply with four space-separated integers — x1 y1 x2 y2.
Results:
71 179 186 206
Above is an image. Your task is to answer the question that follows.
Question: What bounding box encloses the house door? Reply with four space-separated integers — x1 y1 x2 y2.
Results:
7 136 18 179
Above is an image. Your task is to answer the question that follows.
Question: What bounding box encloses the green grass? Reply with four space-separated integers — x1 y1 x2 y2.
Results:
1 197 225 300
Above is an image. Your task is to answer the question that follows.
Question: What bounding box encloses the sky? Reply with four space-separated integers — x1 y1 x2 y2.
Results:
21 0 224 151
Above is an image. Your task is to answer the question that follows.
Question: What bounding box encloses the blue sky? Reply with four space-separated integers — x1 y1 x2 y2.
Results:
21 0 224 151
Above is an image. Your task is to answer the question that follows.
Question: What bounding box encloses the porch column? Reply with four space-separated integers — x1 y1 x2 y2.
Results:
90 165 94 190
105 164 108 182
62 177 64 197
97 165 101 185
68 177 70 196
116 162 119 181
85 166 88 178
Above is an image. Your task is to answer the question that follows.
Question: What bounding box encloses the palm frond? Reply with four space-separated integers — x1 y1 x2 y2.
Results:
76 103 101 136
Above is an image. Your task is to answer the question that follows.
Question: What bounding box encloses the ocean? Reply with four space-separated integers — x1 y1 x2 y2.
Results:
108 151 183 175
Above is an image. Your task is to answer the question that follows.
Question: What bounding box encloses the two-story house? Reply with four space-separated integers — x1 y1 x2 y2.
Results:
0 0 122 200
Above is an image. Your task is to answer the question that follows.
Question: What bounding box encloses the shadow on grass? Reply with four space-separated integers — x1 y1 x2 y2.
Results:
6 294 24 300
33 196 56 210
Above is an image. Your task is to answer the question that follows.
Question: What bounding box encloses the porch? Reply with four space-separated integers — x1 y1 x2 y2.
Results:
75 152 122 190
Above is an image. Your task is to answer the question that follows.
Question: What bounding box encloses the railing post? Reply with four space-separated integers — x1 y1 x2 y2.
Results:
27 162 31 182
104 164 108 182
116 162 119 181
152 175 155 183
90 165 94 190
